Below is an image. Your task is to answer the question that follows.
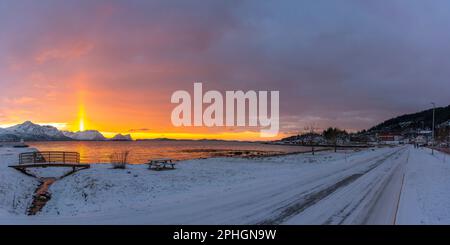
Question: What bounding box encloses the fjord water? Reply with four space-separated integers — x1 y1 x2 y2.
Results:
28 140 310 164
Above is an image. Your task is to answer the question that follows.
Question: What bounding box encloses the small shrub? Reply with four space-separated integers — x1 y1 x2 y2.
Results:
110 151 130 169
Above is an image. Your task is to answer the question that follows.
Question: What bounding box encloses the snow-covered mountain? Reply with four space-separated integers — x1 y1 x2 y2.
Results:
0 121 135 141
62 130 106 141
110 134 133 141
7 121 63 137
2 121 70 141
0 128 20 142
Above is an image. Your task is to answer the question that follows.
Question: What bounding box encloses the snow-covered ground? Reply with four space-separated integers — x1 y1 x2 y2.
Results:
1 145 450 224
0 147 39 216
396 147 450 224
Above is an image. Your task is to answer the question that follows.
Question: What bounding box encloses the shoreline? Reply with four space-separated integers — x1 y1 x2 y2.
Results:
23 141 326 163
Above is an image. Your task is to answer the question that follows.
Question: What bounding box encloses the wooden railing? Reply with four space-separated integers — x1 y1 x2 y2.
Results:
19 151 80 165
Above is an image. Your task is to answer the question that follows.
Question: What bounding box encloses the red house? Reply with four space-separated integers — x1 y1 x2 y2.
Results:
377 133 403 142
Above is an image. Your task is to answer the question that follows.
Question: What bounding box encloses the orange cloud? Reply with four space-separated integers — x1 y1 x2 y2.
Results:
35 42 94 64
3 97 36 105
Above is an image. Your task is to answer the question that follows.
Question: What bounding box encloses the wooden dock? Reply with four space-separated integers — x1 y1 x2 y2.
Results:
9 163 90 170
8 151 90 174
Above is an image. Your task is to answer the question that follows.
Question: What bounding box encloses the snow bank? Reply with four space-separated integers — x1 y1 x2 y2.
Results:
0 147 39 217
397 147 450 224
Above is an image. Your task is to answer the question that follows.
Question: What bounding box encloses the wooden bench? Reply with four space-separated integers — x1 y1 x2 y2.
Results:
147 158 176 170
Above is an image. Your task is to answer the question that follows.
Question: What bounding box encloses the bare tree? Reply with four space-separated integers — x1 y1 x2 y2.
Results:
323 127 348 152
305 124 317 155
110 150 130 169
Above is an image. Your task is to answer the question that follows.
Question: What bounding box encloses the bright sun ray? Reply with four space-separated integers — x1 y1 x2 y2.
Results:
78 104 85 132
79 117 85 132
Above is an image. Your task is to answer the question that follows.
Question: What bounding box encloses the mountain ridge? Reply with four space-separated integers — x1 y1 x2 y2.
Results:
368 104 450 133
0 121 133 141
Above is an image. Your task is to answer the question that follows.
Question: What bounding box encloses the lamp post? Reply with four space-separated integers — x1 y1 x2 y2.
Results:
431 102 436 155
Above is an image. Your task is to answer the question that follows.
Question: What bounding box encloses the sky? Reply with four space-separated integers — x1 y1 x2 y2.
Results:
1 0 450 140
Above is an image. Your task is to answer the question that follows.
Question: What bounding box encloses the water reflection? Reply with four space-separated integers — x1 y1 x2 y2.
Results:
28 141 313 164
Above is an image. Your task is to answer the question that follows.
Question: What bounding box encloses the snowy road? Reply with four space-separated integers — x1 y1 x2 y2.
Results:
277 146 409 225
2 145 449 224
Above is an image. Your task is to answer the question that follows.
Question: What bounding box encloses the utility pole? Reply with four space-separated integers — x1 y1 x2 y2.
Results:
431 102 436 155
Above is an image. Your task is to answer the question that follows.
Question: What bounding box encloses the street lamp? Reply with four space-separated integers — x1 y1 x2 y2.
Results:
431 102 436 155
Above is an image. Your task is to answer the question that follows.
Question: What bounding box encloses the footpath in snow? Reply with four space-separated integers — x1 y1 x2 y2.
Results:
1 145 450 224
396 147 450 224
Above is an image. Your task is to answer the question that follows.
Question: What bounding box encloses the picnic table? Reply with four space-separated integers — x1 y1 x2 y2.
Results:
147 158 176 170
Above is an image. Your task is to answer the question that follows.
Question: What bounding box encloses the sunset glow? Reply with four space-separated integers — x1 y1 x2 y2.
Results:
79 118 85 132
1 1 450 140
78 105 85 132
